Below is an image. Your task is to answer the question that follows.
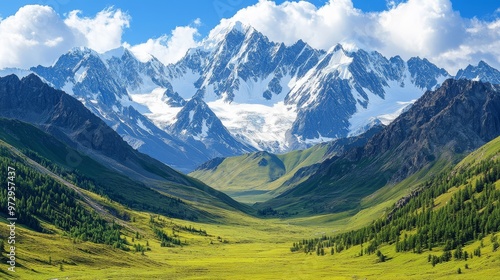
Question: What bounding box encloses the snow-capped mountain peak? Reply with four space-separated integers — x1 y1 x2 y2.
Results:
170 97 256 156
284 45 450 146
455 60 500 84
202 20 255 51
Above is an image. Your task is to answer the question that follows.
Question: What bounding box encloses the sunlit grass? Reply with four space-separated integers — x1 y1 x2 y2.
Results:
2 208 500 280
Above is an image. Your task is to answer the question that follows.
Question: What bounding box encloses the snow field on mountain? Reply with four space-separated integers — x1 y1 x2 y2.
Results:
208 99 297 152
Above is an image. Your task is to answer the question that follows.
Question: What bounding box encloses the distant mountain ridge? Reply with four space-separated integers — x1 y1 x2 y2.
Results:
30 47 211 172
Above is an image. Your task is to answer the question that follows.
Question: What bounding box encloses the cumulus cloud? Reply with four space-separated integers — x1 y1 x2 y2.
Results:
0 5 129 69
127 24 200 65
64 8 130 53
0 5 77 69
211 0 500 74
2 1 500 74
210 0 363 51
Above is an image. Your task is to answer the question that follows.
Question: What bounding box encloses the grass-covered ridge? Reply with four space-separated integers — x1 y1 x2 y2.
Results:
0 118 205 220
190 143 330 204
0 118 254 220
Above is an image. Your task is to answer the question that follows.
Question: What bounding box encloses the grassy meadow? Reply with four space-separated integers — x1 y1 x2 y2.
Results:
2 189 500 279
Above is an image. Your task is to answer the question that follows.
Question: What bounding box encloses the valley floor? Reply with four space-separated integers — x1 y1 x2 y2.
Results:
2 205 499 280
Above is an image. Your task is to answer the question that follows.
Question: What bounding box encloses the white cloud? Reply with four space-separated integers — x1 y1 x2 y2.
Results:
64 7 130 53
377 0 463 56
0 5 77 69
127 24 200 65
210 0 500 74
209 0 364 51
0 5 129 69
2 2 500 74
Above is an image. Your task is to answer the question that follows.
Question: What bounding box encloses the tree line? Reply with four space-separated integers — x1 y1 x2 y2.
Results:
0 148 125 248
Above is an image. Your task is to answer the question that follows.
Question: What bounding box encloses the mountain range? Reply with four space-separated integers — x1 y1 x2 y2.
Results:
2 21 500 175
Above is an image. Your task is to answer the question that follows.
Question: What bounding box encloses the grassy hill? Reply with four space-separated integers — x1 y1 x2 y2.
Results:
0 118 252 220
190 144 328 204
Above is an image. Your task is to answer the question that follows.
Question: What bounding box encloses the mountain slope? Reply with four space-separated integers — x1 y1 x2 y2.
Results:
262 79 500 214
291 134 500 272
29 47 249 172
0 118 205 220
285 46 449 147
0 74 252 216
169 97 255 157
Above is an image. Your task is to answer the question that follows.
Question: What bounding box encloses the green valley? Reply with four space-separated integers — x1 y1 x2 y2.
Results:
189 144 329 204
1 125 500 279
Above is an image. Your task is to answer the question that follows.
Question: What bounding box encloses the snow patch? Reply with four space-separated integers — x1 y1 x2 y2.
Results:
188 110 195 123
74 66 88 83
136 119 153 135
208 100 296 152
323 47 353 80
122 135 145 149
129 87 182 128
302 133 336 145
193 119 209 141
348 71 424 136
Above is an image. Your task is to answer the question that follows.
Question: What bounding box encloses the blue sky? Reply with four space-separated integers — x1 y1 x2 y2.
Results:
0 0 499 73
1 0 498 45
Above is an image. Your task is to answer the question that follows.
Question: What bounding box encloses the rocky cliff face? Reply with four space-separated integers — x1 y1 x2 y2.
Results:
360 78 500 180
169 97 255 157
